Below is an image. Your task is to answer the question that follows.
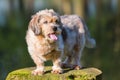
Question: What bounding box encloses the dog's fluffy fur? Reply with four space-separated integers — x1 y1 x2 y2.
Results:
26 9 96 75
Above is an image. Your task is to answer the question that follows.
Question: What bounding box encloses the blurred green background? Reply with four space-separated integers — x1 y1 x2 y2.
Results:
0 0 120 80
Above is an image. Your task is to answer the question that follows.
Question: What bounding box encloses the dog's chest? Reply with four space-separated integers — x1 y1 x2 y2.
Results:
36 41 56 55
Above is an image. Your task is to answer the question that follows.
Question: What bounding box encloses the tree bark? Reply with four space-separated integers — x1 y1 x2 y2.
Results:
61 0 72 14
73 0 85 18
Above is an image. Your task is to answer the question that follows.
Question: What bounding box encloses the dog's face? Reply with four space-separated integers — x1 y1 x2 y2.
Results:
29 9 62 42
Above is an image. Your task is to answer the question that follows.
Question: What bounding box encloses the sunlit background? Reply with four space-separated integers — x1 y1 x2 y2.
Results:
0 0 120 80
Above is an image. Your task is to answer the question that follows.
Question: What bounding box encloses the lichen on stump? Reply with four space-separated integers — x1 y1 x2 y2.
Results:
6 66 102 80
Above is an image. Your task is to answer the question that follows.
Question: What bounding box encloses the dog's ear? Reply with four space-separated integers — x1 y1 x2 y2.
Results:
29 15 41 36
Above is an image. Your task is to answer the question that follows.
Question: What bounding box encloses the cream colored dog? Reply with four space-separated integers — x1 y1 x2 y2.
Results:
26 9 96 75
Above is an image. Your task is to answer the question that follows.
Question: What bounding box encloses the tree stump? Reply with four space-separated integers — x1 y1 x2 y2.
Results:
6 66 102 80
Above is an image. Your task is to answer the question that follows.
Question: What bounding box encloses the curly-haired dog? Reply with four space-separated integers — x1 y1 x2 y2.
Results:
26 9 96 75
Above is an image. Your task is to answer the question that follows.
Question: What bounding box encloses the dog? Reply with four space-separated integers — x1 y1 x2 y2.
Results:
26 9 96 75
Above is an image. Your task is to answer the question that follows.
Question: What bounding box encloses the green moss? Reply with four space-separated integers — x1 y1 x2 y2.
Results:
6 66 102 80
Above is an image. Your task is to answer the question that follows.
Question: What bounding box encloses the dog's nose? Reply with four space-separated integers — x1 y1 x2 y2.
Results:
53 27 57 31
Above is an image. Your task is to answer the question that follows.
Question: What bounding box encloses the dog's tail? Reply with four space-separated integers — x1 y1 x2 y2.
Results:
82 20 96 48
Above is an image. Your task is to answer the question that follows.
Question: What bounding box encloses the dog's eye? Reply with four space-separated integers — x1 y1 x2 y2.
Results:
43 21 48 24
55 20 59 24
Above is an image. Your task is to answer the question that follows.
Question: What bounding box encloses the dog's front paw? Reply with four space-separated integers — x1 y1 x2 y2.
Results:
32 69 44 75
51 67 63 74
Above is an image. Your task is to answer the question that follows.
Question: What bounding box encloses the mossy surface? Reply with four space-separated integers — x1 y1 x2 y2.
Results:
6 66 102 80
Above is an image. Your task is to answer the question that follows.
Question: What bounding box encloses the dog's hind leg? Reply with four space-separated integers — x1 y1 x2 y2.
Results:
72 48 84 70
72 33 85 70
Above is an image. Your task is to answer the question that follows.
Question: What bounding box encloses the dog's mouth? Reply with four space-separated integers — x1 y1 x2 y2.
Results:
48 33 58 41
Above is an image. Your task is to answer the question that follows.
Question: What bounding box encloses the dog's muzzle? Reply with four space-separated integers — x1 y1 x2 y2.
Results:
48 33 58 41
